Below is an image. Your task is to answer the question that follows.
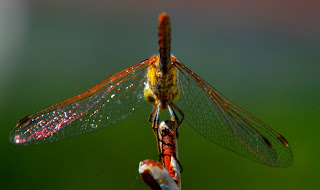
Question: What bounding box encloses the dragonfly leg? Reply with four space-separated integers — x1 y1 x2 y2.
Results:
174 155 183 173
167 103 180 138
148 105 157 123
170 103 185 131
151 102 162 159
167 104 179 124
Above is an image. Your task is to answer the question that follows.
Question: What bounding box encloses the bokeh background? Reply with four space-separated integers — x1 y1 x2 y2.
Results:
1 0 319 189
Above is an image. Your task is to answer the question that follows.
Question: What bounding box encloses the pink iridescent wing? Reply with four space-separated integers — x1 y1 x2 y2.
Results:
9 57 156 145
172 58 293 167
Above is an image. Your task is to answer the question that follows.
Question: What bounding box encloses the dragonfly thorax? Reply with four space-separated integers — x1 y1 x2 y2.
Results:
144 56 180 109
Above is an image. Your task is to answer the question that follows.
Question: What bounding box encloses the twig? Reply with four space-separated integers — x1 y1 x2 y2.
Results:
139 121 181 190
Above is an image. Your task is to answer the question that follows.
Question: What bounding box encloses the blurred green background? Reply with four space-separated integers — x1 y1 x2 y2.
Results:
1 0 319 189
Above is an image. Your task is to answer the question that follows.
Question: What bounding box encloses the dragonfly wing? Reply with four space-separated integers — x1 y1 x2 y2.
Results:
173 58 293 167
10 57 155 145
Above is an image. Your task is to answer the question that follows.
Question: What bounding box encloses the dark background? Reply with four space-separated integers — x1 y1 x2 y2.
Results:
1 0 319 189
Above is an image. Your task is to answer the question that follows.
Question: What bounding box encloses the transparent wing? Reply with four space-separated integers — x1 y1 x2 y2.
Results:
9 57 156 145
173 58 293 167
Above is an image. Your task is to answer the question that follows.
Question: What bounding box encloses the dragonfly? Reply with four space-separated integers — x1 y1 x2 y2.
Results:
10 12 293 167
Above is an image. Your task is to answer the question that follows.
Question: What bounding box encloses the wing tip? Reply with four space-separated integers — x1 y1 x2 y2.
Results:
10 115 33 145
9 133 28 145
